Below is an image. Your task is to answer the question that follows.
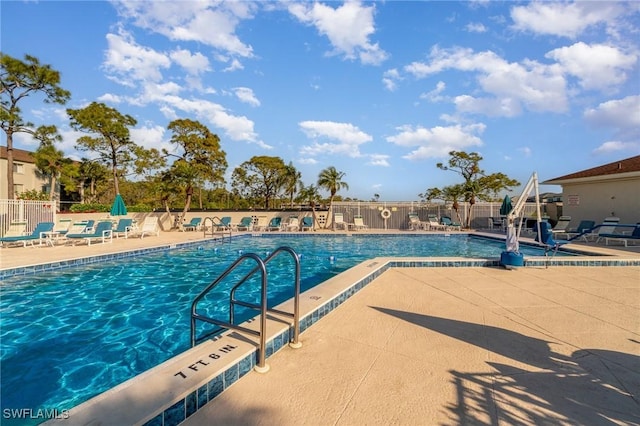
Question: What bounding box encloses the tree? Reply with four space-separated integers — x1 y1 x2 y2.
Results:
297 184 320 230
283 161 302 208
32 125 69 201
1 53 70 199
231 156 288 210
421 183 465 227
317 166 349 227
67 102 139 195
165 119 227 226
435 151 519 227
60 159 109 204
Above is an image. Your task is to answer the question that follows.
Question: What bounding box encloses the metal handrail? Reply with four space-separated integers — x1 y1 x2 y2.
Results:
203 216 232 240
229 246 301 348
191 252 269 371
190 246 302 372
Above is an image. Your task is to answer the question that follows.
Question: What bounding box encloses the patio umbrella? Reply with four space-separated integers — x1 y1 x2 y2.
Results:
499 195 512 216
110 193 128 216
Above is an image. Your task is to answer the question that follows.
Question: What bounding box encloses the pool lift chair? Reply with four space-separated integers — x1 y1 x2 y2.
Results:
500 172 552 269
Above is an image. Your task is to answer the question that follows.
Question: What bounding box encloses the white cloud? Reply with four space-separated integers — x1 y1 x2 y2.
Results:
387 123 485 160
593 140 640 154
299 120 372 158
103 29 171 85
130 124 170 152
382 68 400 91
113 0 256 58
97 93 124 104
584 95 640 142
519 147 532 157
546 42 637 91
465 22 487 33
169 49 211 75
288 1 388 65
405 46 568 116
420 81 446 103
510 2 625 39
233 87 260 107
368 154 390 167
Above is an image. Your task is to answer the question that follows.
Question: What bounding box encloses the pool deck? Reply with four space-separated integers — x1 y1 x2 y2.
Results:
3 230 640 425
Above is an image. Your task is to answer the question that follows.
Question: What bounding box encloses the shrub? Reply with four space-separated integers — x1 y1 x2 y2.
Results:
70 203 109 213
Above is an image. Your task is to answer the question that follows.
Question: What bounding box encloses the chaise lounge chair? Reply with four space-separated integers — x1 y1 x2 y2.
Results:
0 222 54 247
333 213 350 230
113 218 134 238
129 217 160 239
283 215 300 231
266 217 283 231
1 221 27 239
350 215 368 231
66 221 113 246
53 218 73 235
427 215 447 231
557 220 595 240
301 217 314 231
235 217 254 231
604 224 640 247
408 213 427 230
440 216 462 231
182 217 202 232
213 216 232 232
550 216 571 234
585 217 620 243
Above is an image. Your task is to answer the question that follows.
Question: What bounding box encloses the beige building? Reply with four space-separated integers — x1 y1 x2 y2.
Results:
543 155 640 226
0 146 50 199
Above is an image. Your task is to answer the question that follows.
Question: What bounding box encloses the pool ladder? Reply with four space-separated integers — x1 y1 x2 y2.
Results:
202 216 232 241
190 246 302 373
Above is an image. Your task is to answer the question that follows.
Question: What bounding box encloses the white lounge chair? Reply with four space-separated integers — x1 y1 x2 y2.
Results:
283 215 300 231
333 213 350 230
427 215 447 231
408 213 427 230
350 216 368 231
132 217 160 239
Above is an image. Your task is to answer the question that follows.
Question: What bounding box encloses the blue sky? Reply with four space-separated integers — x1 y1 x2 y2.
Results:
2 1 639 201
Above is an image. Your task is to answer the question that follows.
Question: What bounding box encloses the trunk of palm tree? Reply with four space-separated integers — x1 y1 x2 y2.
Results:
323 193 335 228
178 185 194 227
310 201 317 231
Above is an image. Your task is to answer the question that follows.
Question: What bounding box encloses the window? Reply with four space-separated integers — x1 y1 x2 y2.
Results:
13 163 24 174
14 184 24 194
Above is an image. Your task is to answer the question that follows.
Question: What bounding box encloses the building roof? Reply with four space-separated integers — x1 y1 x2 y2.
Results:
0 146 36 163
544 155 640 184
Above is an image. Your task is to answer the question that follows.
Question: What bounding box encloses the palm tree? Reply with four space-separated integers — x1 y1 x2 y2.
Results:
317 166 349 228
283 162 302 208
32 125 68 201
297 184 320 231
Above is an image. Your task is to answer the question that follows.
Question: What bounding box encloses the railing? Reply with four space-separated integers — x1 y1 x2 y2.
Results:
0 199 55 237
202 216 232 241
190 246 301 373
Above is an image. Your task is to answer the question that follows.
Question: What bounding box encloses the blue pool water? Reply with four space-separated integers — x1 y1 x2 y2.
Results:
0 234 568 415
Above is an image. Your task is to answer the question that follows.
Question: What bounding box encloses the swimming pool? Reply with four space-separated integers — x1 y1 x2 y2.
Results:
0 234 570 416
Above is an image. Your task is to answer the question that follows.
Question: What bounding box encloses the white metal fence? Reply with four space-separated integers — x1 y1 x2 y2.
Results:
330 201 544 230
0 199 56 237
0 199 549 236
